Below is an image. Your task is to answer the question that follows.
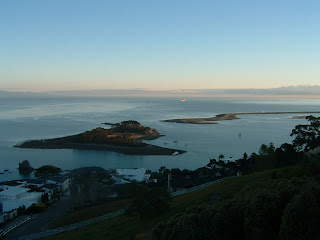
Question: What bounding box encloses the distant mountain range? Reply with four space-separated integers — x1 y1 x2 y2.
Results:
1 85 320 98
0 90 50 97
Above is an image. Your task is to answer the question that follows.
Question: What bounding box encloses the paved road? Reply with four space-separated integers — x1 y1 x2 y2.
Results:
5 196 72 240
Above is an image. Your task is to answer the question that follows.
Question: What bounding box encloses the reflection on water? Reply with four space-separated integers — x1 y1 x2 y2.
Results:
0 97 319 181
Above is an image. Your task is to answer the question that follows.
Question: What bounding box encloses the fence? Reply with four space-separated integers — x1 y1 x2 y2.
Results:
171 177 228 197
19 210 125 240
0 216 31 238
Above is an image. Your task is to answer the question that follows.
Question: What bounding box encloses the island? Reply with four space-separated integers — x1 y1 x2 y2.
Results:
15 120 186 155
163 111 320 124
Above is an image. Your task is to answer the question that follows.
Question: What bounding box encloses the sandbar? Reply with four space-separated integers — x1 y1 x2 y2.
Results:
163 111 320 124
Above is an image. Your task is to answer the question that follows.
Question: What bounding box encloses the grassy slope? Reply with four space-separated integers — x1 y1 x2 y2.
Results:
49 198 133 229
43 171 271 240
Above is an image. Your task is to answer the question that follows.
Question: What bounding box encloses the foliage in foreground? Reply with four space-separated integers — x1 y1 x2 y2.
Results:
291 115 320 151
25 202 47 214
153 163 320 240
126 185 171 219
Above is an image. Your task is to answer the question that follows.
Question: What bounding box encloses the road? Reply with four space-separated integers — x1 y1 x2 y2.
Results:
5 196 72 240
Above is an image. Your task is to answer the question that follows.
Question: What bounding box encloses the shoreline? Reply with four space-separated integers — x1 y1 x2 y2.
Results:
13 129 186 156
163 111 320 124
15 141 185 156
14 121 185 156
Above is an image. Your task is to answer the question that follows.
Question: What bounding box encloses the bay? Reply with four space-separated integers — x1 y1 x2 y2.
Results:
0 96 319 182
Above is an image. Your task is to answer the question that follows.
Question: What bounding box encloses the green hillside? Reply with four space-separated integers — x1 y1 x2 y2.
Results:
43 170 273 240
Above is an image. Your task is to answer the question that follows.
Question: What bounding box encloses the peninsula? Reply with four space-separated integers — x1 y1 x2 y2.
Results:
15 120 185 155
163 111 320 124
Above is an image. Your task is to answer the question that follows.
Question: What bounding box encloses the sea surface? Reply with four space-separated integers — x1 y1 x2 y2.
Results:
0 96 319 182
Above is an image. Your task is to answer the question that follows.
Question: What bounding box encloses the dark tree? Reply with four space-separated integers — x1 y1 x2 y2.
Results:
128 186 171 219
291 115 320 151
275 143 303 167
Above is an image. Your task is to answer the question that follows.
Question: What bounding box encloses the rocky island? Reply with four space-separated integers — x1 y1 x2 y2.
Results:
15 120 185 155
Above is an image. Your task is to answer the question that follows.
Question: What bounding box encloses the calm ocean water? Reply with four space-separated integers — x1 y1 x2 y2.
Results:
0 96 319 181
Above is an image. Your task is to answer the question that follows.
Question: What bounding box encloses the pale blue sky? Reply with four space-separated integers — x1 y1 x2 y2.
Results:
1 0 319 91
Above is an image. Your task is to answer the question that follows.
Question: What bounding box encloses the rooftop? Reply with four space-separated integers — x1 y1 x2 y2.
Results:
42 184 60 190
1 192 43 212
46 175 70 183
0 187 30 197
24 179 46 184
116 168 146 176
0 181 23 187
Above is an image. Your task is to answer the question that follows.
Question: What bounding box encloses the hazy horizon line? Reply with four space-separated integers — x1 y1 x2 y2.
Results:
1 85 320 99
1 84 320 93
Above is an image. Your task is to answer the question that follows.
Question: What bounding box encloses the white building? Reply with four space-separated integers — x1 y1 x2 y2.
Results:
0 175 71 214
220 157 237 163
0 186 42 212
0 187 30 200
115 168 151 182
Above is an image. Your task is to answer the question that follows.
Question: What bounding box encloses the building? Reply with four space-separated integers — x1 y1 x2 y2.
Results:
41 184 60 199
0 174 72 215
45 175 72 192
0 212 6 225
115 168 151 182
0 186 42 213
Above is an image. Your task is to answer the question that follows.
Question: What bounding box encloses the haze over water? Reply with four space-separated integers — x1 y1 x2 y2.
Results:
0 96 319 182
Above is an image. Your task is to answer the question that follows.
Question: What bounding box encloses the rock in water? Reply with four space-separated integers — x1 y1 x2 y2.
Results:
19 160 34 174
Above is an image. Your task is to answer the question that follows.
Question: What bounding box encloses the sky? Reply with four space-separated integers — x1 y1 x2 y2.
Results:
0 0 320 91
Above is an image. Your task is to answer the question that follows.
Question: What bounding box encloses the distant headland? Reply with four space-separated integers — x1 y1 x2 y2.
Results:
15 120 185 156
163 111 320 124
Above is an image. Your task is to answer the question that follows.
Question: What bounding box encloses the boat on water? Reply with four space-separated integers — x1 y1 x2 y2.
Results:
180 99 186 102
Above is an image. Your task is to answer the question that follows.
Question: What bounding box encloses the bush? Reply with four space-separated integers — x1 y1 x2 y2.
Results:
26 202 46 214
35 165 61 177
153 173 320 240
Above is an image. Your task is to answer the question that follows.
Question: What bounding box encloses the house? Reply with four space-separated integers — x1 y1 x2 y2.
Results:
1 179 46 191
222 157 237 164
115 168 151 182
41 184 60 199
45 175 71 192
24 179 46 188
0 175 72 215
